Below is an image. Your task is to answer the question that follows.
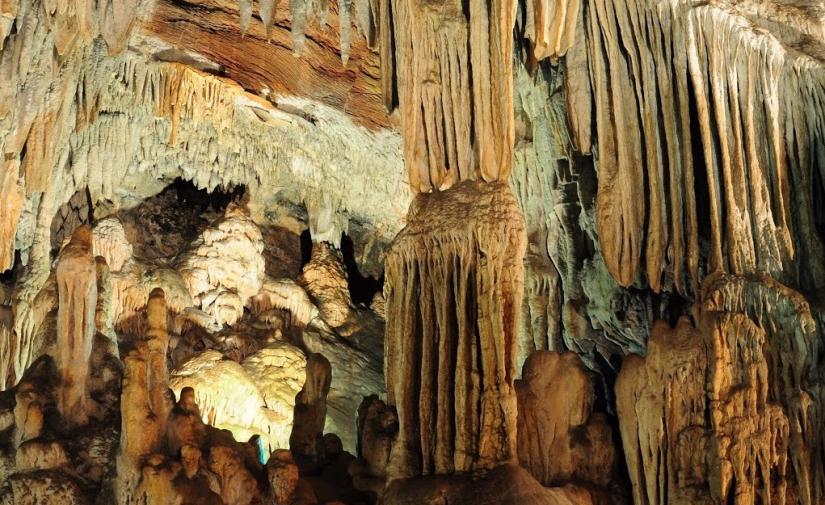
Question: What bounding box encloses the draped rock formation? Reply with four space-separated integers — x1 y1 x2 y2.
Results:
573 0 825 294
378 0 517 191
384 180 527 478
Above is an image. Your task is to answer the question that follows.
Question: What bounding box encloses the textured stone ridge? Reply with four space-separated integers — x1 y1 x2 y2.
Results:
384 180 527 478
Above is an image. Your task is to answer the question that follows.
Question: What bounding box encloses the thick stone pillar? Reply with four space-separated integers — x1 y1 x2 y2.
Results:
384 180 526 478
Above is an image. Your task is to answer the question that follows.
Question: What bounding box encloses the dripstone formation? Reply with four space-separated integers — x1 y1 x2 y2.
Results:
1 0 824 504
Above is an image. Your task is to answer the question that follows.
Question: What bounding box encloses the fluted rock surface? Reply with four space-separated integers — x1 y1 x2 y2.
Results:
384 180 527 477
55 226 97 427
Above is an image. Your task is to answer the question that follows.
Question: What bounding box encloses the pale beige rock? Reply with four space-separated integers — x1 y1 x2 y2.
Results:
92 218 134 273
177 203 266 327
55 226 97 426
250 277 320 328
0 159 23 273
299 243 352 328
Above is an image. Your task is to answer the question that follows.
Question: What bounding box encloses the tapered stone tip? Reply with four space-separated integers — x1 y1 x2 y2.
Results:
68 225 93 250
149 287 166 301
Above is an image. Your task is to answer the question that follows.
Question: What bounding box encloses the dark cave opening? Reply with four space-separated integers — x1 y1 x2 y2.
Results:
118 178 247 261
165 177 246 214
340 233 383 306
686 77 712 244
300 229 313 267
812 162 825 243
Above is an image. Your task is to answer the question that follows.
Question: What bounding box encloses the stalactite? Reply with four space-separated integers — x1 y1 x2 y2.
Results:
339 0 352 65
577 0 825 294
521 0 580 61
260 0 277 39
384 180 526 478
380 0 516 191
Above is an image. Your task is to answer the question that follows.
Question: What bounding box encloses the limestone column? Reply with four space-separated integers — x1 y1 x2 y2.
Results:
379 0 526 482
289 353 332 468
384 180 527 478
55 225 97 426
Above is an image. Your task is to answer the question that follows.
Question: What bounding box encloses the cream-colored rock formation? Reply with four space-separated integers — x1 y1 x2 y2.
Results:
177 204 266 327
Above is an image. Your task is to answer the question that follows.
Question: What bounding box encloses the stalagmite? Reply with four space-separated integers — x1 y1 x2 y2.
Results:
299 242 352 328
616 269 822 505
384 180 526 478
116 288 174 504
290 352 332 468
515 351 615 487
55 226 97 427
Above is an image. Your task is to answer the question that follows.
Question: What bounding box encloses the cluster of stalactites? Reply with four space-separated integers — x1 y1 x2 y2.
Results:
569 0 825 295
236 0 376 65
383 181 527 478
377 0 516 193
0 0 144 55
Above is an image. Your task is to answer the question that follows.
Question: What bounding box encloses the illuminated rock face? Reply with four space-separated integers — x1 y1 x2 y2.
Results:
177 204 266 327
1 0 825 503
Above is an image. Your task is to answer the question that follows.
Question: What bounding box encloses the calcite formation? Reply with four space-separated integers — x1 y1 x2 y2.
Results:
516 351 615 487
1 0 825 503
617 272 822 505
299 242 353 329
177 203 266 327
55 226 97 427
575 0 825 294
384 180 527 477
290 353 332 468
